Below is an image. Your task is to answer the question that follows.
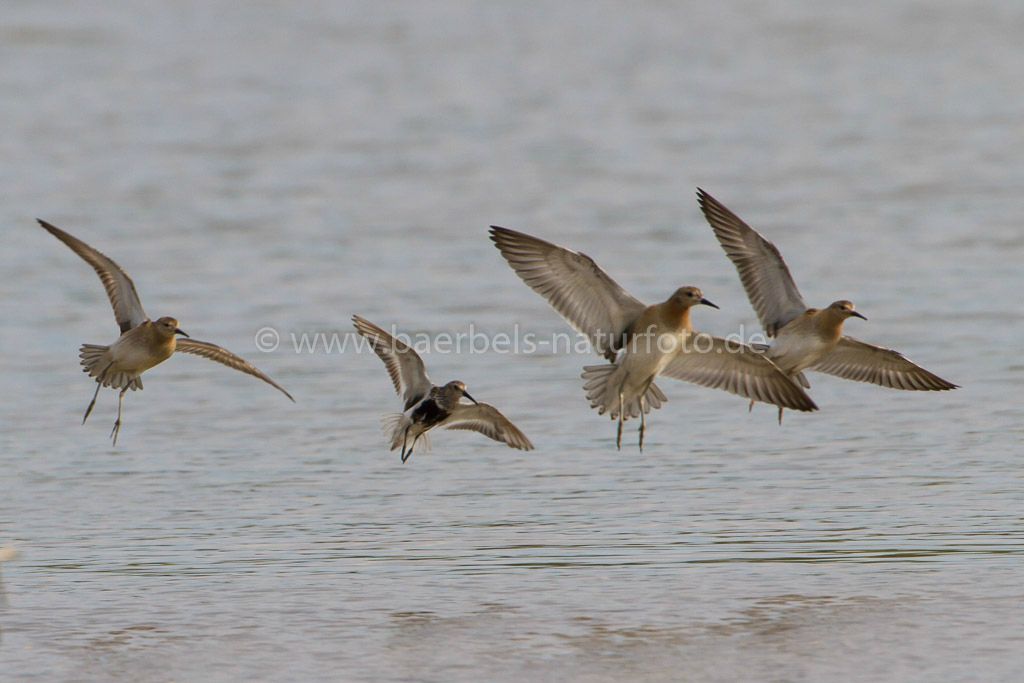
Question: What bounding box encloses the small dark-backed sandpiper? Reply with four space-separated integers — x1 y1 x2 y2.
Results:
353 315 533 463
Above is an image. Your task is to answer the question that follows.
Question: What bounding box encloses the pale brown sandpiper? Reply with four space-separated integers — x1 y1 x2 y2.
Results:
39 220 294 444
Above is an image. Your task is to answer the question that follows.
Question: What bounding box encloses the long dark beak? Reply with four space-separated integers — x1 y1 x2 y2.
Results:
700 298 720 310
175 328 190 337
850 311 867 321
462 390 479 405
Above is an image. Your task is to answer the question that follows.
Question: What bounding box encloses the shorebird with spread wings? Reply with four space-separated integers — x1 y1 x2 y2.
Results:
353 316 533 463
697 188 957 422
38 220 294 445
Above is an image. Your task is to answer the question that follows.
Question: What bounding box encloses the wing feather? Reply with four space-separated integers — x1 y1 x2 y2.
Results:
175 338 294 401
38 220 148 334
490 226 646 359
661 334 818 411
442 402 534 451
696 190 807 336
352 315 432 410
812 337 958 390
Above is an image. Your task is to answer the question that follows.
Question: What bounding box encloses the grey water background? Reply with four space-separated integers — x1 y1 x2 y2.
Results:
1 1 1022 680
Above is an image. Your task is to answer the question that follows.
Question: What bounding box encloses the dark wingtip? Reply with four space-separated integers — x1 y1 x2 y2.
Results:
489 225 527 243
37 219 69 240
695 187 711 207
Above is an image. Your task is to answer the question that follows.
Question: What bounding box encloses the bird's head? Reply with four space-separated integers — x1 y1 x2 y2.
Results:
669 286 719 310
154 316 189 339
828 300 867 321
445 380 477 404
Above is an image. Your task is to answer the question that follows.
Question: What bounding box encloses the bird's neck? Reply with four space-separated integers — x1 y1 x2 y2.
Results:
434 387 460 411
142 323 178 353
661 300 694 333
813 308 847 342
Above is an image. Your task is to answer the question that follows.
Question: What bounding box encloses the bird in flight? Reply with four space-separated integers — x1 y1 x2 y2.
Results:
38 220 294 445
353 315 533 463
697 188 957 423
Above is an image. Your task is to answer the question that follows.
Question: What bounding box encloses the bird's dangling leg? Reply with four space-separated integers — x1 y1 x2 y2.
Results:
110 387 128 446
83 364 112 424
403 434 420 464
748 399 755 414
638 395 647 452
83 381 103 424
778 407 784 425
616 391 625 451
400 426 411 463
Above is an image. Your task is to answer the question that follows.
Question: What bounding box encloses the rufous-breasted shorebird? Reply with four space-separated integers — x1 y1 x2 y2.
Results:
353 315 533 463
38 220 294 444
489 226 817 450
697 188 958 422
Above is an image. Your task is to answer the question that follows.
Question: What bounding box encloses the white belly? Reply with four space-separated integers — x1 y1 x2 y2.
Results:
620 331 683 390
768 330 833 375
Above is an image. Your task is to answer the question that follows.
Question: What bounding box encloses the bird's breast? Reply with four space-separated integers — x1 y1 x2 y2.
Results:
109 333 175 373
768 328 835 374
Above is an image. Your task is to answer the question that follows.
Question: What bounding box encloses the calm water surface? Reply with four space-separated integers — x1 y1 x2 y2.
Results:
2 1 1023 681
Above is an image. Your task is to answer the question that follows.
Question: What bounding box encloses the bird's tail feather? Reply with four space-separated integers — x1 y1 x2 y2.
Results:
581 364 666 421
646 381 667 411
79 344 142 391
381 413 409 451
380 413 430 452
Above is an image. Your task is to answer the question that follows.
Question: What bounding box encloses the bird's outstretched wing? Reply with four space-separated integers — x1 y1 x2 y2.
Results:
443 402 534 451
352 315 432 410
661 334 818 411
490 226 646 359
175 338 294 401
38 220 148 334
812 337 958 390
697 190 807 336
